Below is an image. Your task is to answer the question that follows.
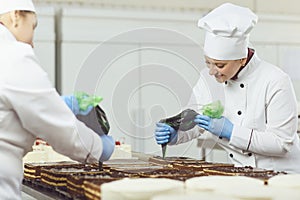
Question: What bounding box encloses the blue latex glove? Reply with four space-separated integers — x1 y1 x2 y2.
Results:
99 135 115 162
194 115 233 140
155 123 178 145
61 95 93 115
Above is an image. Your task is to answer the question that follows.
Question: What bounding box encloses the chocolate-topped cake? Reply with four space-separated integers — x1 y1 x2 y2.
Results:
241 170 287 184
103 158 148 166
67 171 127 199
83 179 120 200
203 166 272 175
172 162 234 171
40 164 99 190
203 166 286 184
23 154 289 199
139 168 207 181
23 161 79 180
103 158 167 174
148 156 198 166
109 165 165 174
102 158 152 172
148 156 234 171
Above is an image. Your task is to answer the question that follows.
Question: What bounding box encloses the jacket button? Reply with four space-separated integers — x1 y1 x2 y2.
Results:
248 153 252 157
240 83 244 88
237 111 242 115
229 153 233 158
219 136 223 139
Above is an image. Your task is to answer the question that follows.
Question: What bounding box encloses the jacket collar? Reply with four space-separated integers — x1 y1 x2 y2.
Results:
0 23 17 42
227 51 262 84
237 52 261 81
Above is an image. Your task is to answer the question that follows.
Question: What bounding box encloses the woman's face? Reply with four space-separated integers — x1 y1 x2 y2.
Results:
205 56 246 83
8 11 37 47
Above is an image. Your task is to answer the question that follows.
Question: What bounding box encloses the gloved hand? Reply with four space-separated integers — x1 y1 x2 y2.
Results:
99 135 115 162
194 115 233 140
61 95 93 115
155 123 178 145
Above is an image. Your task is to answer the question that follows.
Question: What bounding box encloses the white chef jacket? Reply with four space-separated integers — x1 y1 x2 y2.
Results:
174 51 300 173
0 24 105 199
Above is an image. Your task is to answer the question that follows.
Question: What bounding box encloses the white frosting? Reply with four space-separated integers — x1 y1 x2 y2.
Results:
271 188 300 200
217 185 273 200
268 174 300 189
219 186 300 200
185 175 264 193
23 144 74 163
101 178 184 200
23 151 47 163
151 193 235 200
186 175 300 200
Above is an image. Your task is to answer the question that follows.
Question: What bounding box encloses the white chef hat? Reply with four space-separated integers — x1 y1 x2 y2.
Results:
198 3 258 60
0 0 36 15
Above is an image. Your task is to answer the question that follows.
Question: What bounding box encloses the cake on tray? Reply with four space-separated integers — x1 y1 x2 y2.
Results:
109 165 166 174
138 168 207 181
40 164 100 190
148 156 198 166
185 175 265 194
67 171 127 199
203 166 286 184
23 139 75 163
23 161 79 180
83 178 120 200
101 178 185 200
172 162 234 171
23 155 291 200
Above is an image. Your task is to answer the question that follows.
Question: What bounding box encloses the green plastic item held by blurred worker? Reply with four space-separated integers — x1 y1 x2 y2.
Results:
74 92 103 111
202 100 224 118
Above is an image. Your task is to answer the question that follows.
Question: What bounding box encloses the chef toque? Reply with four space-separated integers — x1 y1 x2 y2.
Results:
198 3 258 60
0 0 35 15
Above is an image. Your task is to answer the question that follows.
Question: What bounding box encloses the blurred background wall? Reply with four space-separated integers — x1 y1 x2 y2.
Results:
33 0 300 162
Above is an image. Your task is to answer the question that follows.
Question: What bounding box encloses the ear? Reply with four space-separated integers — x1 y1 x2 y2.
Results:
9 11 20 28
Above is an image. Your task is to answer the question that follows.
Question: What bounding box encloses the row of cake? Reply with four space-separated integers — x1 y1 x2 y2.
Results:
23 156 293 200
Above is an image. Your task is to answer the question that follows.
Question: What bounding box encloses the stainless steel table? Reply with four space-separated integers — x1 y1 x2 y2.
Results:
22 185 57 200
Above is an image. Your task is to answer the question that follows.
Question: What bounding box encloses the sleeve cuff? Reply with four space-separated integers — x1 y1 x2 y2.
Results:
75 120 103 163
229 125 253 151
173 126 204 145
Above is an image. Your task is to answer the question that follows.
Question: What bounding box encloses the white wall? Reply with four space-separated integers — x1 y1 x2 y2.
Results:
33 1 300 159
58 8 205 158
34 7 56 85
33 0 300 15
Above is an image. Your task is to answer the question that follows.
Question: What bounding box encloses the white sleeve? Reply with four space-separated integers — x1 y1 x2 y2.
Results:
3 45 104 163
172 126 204 145
173 69 212 145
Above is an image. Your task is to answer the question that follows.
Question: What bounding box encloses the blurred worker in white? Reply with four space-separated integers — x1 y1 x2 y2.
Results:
0 0 114 199
155 3 300 173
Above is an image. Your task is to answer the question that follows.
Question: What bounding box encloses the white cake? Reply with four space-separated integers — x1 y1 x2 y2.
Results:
270 188 300 200
101 178 184 200
23 140 74 163
186 175 300 200
23 150 47 163
185 175 264 194
217 185 274 200
268 174 300 189
151 193 236 200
